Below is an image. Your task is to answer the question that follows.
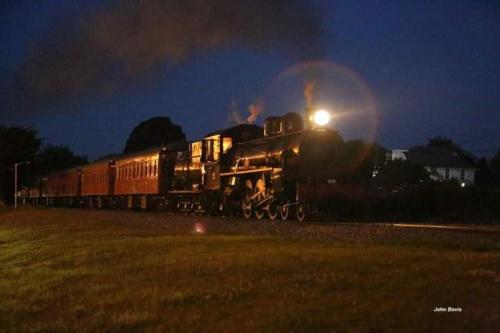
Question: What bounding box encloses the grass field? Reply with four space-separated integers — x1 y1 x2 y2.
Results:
1 207 499 332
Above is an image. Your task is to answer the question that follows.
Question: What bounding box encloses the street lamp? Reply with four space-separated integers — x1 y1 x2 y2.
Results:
14 161 31 209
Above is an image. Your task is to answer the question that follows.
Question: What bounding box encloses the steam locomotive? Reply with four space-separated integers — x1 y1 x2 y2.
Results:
25 109 342 221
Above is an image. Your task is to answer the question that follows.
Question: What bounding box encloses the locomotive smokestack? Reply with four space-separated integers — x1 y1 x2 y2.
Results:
304 81 315 129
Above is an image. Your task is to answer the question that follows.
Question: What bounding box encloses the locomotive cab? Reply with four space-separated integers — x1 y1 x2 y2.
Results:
202 125 263 191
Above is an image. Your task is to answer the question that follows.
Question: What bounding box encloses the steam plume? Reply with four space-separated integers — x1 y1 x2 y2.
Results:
246 102 264 124
6 0 325 115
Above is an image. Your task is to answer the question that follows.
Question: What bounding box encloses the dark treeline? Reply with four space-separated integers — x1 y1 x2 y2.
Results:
0 126 88 205
329 137 500 223
326 182 500 223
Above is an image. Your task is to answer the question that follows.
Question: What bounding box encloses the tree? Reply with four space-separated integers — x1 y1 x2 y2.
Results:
35 145 88 176
123 117 186 154
490 149 500 185
374 159 430 191
333 139 387 184
0 126 42 205
427 136 476 164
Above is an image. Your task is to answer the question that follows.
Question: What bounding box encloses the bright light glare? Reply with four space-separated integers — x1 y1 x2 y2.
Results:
313 110 331 126
193 222 206 234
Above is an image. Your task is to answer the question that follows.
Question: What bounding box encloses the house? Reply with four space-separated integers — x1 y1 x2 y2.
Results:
390 146 477 185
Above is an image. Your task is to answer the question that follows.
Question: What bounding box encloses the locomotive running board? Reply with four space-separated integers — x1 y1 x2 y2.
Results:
168 190 203 194
220 167 280 177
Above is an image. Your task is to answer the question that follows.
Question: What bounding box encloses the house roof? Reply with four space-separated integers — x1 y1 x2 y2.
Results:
404 146 476 169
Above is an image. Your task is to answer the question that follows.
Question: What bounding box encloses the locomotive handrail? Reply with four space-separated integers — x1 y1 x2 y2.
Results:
220 167 278 177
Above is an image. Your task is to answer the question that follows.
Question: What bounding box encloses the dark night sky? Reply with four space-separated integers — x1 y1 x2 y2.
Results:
1 0 499 160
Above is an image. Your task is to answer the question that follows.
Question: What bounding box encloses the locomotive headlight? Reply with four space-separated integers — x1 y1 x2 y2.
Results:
312 109 331 126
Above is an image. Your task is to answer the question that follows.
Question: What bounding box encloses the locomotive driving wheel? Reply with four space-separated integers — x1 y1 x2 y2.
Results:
255 207 265 220
296 202 306 222
242 200 253 219
280 203 290 221
268 201 279 220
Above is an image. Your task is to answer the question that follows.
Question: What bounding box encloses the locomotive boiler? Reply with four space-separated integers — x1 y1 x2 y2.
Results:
215 112 343 221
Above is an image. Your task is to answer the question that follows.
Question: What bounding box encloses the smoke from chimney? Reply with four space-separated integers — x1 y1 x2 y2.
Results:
4 0 325 116
304 80 315 108
246 102 264 124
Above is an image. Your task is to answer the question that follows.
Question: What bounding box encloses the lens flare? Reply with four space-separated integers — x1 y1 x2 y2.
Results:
262 60 379 172
263 60 378 144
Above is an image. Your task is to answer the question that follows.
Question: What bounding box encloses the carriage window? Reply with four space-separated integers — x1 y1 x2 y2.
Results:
204 135 220 161
190 142 202 164
203 137 220 162
223 137 232 153
213 136 220 160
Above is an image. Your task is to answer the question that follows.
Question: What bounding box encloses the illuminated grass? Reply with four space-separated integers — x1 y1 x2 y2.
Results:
0 208 499 332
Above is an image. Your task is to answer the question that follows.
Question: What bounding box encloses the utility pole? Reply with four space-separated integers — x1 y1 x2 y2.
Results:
14 161 31 209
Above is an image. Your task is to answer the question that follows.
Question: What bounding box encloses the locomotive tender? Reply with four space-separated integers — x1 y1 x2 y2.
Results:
26 110 342 221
